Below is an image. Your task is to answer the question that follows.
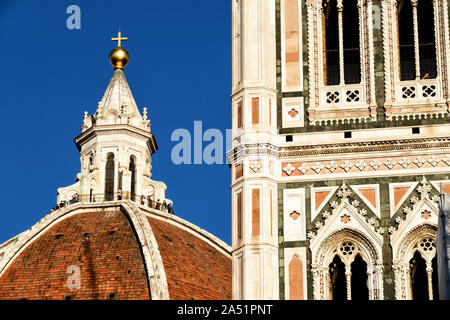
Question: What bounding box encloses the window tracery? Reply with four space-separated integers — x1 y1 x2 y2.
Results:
383 0 449 119
311 229 383 300
392 226 439 300
306 0 376 124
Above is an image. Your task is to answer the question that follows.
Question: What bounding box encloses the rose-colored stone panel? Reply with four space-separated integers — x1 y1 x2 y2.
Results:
284 0 300 90
289 255 303 300
359 188 377 208
252 189 260 237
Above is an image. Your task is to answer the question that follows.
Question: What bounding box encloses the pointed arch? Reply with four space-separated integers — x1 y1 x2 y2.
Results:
392 223 438 300
395 224 437 263
311 228 383 300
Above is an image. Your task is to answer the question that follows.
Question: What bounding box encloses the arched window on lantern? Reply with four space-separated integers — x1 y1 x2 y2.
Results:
105 153 115 201
129 156 136 202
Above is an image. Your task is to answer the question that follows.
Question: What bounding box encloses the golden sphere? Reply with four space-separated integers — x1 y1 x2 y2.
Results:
109 47 129 70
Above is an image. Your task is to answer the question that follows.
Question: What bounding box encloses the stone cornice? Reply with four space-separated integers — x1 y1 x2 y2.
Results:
230 85 278 99
279 136 450 157
74 124 158 154
227 143 279 164
228 136 450 162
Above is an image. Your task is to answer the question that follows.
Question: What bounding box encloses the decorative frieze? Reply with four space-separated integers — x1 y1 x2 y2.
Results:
281 154 450 177
278 138 450 158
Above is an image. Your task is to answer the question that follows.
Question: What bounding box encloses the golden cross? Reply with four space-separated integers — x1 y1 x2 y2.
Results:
111 31 128 47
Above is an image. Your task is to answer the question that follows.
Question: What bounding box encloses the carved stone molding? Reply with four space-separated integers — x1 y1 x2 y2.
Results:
281 154 450 177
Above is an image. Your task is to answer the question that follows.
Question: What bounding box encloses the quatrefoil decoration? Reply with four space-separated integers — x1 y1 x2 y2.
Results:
401 86 416 99
326 91 340 104
290 211 300 221
422 85 436 98
288 108 299 118
346 90 360 102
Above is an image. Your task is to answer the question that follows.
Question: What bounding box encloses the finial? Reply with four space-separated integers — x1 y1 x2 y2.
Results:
109 31 129 70
143 107 151 130
143 107 148 121
81 111 90 132
111 31 128 47
337 181 351 200
96 101 104 117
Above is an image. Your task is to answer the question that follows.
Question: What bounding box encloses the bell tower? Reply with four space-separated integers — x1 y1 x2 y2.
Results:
57 32 169 206
230 0 450 301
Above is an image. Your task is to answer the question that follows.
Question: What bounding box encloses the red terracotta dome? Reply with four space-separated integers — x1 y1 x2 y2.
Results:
0 202 231 300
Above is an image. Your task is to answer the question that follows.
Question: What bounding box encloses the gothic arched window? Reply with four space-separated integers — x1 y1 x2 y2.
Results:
397 0 437 80
408 237 440 300
129 156 136 202
322 0 361 86
105 153 115 201
327 241 372 300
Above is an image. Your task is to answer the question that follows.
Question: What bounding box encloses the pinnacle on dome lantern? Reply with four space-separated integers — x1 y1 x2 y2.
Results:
57 32 170 208
81 32 151 133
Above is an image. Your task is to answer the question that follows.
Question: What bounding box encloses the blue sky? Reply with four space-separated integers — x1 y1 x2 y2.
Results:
0 1 232 244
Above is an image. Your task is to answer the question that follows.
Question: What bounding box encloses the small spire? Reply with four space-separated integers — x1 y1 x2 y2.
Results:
143 107 148 121
96 101 103 116
81 111 90 132
143 107 151 131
